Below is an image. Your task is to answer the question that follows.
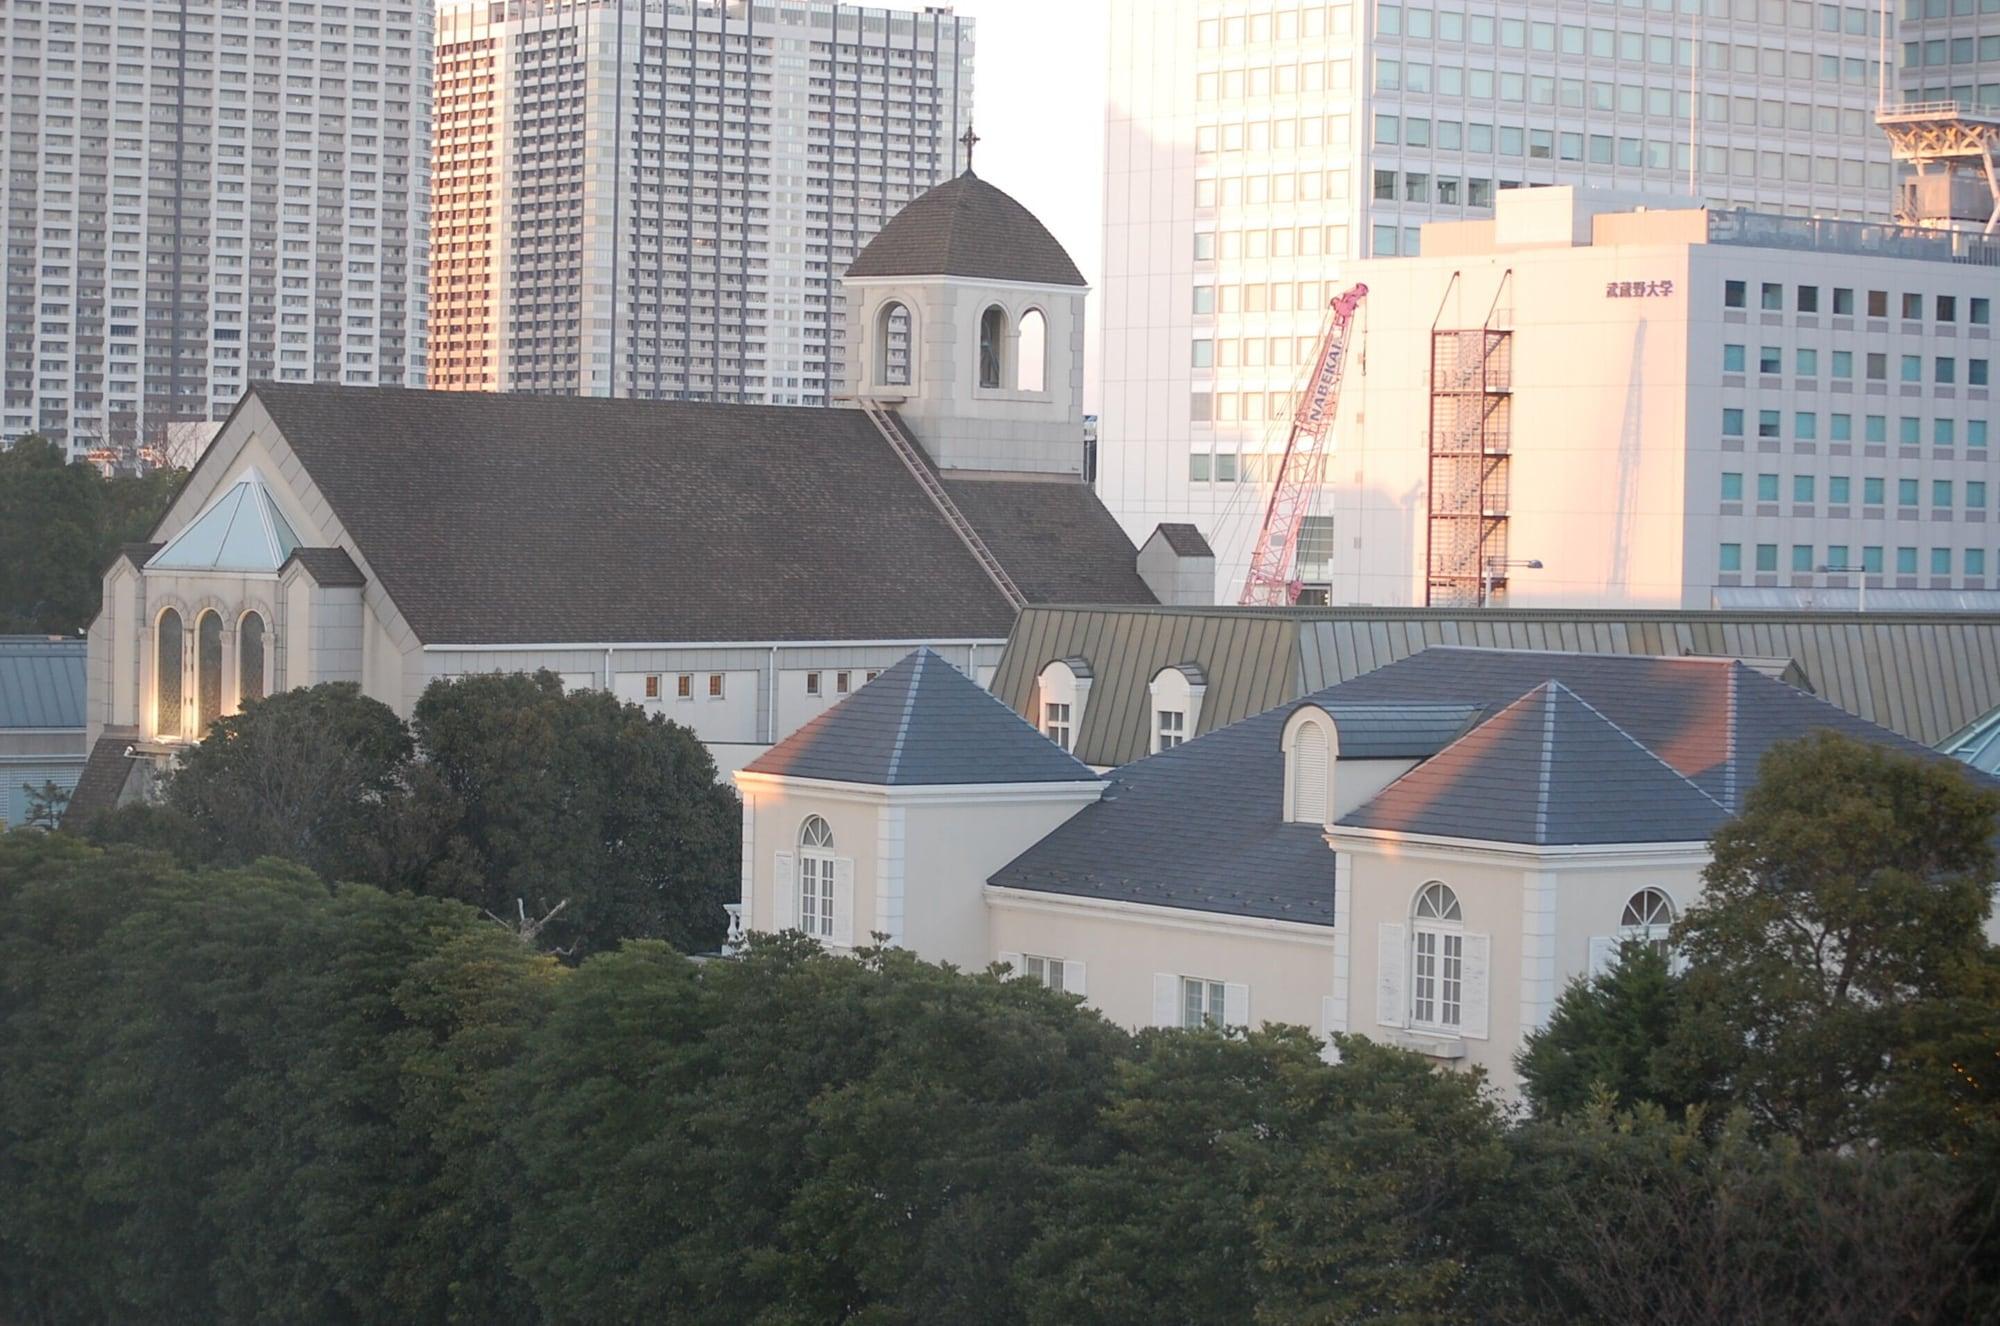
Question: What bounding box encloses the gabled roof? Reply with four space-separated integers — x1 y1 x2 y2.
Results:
1338 683 1729 845
280 547 367 588
146 466 299 574
1942 701 2000 774
990 647 1993 925
1147 523 1214 558
742 648 1098 787
1321 702 1484 759
0 636 85 730
224 385 1151 645
61 735 139 824
845 171 1087 286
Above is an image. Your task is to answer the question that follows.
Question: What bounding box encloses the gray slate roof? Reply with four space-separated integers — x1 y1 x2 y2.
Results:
221 385 1150 645
281 547 367 587
845 172 1087 286
993 604 2000 764
1338 683 1729 845
1149 523 1215 557
61 735 139 824
741 647 1097 786
989 647 1987 924
938 476 1156 605
0 636 85 730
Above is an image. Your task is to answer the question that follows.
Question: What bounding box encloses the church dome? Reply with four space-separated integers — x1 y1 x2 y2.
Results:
845 171 1086 287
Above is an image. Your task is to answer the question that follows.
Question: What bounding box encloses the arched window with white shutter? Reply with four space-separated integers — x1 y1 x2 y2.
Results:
1280 705 1338 825
798 815 836 941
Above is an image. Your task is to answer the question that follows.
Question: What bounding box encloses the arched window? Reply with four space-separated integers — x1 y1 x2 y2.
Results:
978 304 1008 388
196 609 224 732
239 611 266 706
155 608 184 739
798 815 836 940
1411 883 1464 1030
1016 308 1047 392
879 300 913 387
1620 888 1676 953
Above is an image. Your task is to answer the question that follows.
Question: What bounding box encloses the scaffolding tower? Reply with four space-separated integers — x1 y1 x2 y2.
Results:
1425 282 1513 607
1877 100 2000 234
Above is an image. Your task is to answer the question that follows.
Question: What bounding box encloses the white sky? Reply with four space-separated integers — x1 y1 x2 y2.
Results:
947 0 1111 296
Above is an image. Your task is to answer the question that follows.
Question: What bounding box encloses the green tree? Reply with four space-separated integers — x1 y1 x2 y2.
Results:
413 671 739 958
1658 731 2000 1150
505 937 1129 1325
1509 1105 1991 1326
1017 1030 1516 1325
0 435 182 634
160 681 430 884
1516 940 1685 1119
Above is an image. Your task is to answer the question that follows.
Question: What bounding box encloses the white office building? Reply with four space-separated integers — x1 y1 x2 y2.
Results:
0 0 431 462
1099 0 1898 600
430 0 974 405
1183 186 2000 610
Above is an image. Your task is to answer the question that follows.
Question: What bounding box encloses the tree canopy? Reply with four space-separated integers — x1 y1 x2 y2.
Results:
0 435 181 634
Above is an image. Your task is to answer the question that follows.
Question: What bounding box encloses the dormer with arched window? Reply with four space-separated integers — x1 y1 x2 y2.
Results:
1281 704 1338 826
1036 656 1093 755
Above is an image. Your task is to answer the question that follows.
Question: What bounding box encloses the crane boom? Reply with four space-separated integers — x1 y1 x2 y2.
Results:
1238 282 1368 606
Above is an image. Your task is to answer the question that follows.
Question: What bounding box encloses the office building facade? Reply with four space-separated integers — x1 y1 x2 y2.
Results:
429 0 974 405
1099 0 1897 601
0 0 430 461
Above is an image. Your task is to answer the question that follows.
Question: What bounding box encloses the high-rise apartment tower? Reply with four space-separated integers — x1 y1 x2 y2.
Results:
1099 0 1897 600
0 0 431 461
430 0 974 405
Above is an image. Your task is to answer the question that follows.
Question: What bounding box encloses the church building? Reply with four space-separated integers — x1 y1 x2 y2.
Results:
71 172 1193 818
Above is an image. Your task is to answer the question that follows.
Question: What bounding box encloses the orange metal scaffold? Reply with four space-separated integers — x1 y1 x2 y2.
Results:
1238 282 1368 606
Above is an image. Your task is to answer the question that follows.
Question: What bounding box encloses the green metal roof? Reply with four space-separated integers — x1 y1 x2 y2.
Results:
992 605 2000 768
0 636 86 730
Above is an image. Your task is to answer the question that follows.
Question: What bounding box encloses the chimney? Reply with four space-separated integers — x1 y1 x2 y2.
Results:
1138 524 1216 606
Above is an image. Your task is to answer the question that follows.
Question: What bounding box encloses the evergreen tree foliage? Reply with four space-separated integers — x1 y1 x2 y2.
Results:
0 435 181 634
1516 940 1685 1119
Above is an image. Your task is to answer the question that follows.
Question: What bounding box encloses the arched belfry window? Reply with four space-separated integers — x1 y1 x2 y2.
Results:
196 610 224 732
978 305 1008 388
879 300 913 388
1016 308 1047 392
239 611 267 706
155 608 184 739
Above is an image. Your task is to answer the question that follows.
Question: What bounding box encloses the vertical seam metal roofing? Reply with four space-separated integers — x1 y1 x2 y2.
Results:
0 637 86 730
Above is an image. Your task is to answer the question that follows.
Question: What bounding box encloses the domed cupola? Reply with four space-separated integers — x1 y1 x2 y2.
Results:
840 155 1089 477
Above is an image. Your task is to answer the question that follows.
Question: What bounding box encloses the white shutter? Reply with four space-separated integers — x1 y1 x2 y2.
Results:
1461 932 1491 1040
997 950 1023 977
1376 922 1407 1028
1588 935 1618 980
1152 973 1180 1028
772 851 796 931
1291 722 1329 824
1320 996 1343 1062
1223 982 1250 1029
831 857 855 947
1064 960 1087 997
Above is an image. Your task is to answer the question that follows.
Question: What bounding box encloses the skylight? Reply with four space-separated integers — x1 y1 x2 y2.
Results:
146 467 302 574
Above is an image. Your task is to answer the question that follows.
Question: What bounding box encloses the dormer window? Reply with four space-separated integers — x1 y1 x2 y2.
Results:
1280 704 1337 825
1036 656 1093 754
1148 663 1208 755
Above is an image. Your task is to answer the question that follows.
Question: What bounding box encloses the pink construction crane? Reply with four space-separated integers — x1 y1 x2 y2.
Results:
1238 282 1368 606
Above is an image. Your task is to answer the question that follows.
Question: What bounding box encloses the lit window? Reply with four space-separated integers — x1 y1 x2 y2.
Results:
196 610 223 733
1411 883 1464 1031
238 612 266 706
155 608 184 739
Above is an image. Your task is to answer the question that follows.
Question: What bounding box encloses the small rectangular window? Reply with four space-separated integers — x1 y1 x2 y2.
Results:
1796 285 1819 313
1718 542 1742 572
1180 976 1228 1030
1724 279 1747 309
1722 407 1745 437
1937 418 1957 446
1863 546 1884 574
1938 295 1957 322
708 673 724 699
1044 702 1073 751
1829 475 1851 504
1969 481 1988 509
1723 343 1746 372
677 674 693 699
1758 410 1781 439
1973 297 1992 326
1935 480 1955 508
1898 547 1919 575
1757 472 1780 501
1755 544 1778 573
1932 547 1953 576
1936 356 1957 384
1023 954 1068 992
1902 292 1924 320
1970 549 1989 578
1865 476 1885 505
1901 417 1923 445
1900 477 1921 506
1761 283 1783 311
1971 359 1990 386
836 671 851 694
1792 544 1815 573
1796 348 1818 376
1759 345 1782 374
1868 289 1889 318
1832 287 1855 315
644 674 661 699
865 671 879 683
1158 709 1186 750
1793 475 1815 503
1866 415 1887 443
1827 545 1849 571
805 671 821 696
1720 471 1743 500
